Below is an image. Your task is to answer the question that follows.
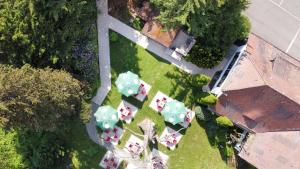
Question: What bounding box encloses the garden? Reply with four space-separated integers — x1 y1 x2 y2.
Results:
95 32 236 169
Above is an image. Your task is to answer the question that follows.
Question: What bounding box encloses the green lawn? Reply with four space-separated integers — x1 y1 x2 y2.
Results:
66 119 106 169
98 33 233 169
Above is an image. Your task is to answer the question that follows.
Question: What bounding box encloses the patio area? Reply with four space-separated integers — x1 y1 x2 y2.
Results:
97 33 232 169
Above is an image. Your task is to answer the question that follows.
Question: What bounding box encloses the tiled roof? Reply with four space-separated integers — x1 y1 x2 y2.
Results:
141 20 178 48
215 33 300 132
239 131 300 169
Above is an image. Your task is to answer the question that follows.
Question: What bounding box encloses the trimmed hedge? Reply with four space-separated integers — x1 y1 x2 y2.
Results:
199 94 217 105
216 116 234 127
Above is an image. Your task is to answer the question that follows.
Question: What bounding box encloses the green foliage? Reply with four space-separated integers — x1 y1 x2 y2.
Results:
119 161 129 169
188 44 225 68
199 93 217 105
79 100 91 123
109 31 119 42
195 106 205 121
151 0 250 68
0 64 83 131
238 15 251 40
132 18 143 31
0 0 96 67
18 130 67 169
191 74 212 87
216 116 234 127
150 0 204 28
0 128 25 169
195 106 213 121
225 144 234 157
188 0 249 47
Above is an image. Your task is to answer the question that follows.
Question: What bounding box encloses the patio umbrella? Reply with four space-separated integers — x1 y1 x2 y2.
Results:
94 105 119 130
161 100 186 125
115 71 141 97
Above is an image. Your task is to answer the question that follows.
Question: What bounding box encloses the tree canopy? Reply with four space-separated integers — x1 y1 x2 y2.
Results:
150 0 250 68
0 64 83 131
150 0 204 28
188 0 249 47
0 0 96 67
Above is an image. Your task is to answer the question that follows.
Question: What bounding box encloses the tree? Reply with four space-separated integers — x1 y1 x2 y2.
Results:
0 0 96 67
150 0 204 28
18 130 68 169
187 0 250 68
0 64 83 131
188 0 250 48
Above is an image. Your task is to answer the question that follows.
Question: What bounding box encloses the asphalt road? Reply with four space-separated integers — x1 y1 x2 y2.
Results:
245 0 300 61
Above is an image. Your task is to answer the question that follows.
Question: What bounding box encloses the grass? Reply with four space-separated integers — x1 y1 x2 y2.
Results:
96 32 233 169
65 119 106 169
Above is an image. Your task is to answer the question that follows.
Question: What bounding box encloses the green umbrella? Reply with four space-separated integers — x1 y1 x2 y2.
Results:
161 100 186 125
115 71 141 97
94 106 119 130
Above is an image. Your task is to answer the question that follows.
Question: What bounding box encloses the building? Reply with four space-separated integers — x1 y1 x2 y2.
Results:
212 33 300 169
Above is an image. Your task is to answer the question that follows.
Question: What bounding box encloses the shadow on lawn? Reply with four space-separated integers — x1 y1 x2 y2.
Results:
110 31 141 78
164 68 209 108
196 117 230 163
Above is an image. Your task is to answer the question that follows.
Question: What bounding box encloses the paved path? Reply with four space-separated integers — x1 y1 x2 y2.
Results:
108 16 203 74
87 0 150 168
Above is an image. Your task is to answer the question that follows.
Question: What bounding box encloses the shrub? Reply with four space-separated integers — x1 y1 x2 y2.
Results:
132 18 143 31
226 144 234 157
109 31 119 42
237 15 251 40
188 44 225 68
216 116 234 127
199 94 217 105
192 74 212 87
80 100 91 124
195 106 212 122
195 106 205 121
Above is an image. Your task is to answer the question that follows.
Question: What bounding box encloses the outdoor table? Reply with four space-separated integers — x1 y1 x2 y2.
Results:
120 107 132 119
185 111 192 123
103 157 118 169
156 98 167 109
103 128 119 143
128 143 142 154
165 133 177 145
152 156 164 169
